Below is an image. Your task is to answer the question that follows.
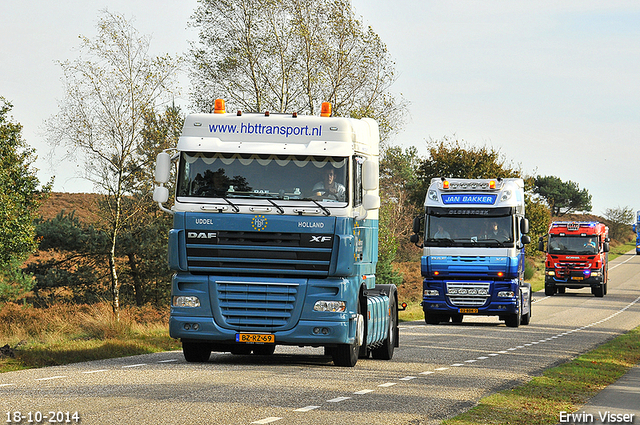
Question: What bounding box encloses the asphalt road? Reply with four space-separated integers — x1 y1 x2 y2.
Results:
2 252 640 425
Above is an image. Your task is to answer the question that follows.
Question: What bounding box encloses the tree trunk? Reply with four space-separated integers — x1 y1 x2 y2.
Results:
108 242 120 322
127 253 144 306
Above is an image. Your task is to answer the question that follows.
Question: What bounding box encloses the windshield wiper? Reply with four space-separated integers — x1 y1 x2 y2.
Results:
311 199 331 216
222 197 240 213
267 199 284 214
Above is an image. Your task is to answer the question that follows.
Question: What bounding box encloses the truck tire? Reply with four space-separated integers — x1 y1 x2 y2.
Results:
332 302 363 367
544 283 555 296
520 293 532 326
182 341 211 362
505 293 522 328
371 293 397 360
592 284 605 298
425 313 449 325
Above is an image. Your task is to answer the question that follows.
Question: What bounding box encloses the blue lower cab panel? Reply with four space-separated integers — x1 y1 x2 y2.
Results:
169 315 357 346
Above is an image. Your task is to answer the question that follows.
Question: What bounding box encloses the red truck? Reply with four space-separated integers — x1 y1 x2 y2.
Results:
538 221 610 297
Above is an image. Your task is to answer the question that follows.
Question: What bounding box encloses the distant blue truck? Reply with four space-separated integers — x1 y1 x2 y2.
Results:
410 177 532 327
634 210 640 255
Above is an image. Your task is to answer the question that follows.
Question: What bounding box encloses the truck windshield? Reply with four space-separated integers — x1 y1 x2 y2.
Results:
548 235 598 255
425 214 514 247
176 152 348 203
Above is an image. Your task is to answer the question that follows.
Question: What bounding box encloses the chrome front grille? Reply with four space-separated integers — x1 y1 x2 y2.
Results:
446 282 490 307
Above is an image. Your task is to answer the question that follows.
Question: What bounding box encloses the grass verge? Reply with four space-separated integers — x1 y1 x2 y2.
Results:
443 326 640 425
0 302 180 373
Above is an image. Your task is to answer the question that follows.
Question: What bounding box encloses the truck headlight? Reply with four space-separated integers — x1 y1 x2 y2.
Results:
591 271 601 277
546 270 556 276
173 296 201 307
498 291 515 298
424 289 439 296
313 301 346 312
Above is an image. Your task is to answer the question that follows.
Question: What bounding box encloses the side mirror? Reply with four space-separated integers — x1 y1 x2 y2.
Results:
603 242 610 253
362 159 378 191
363 193 380 211
155 152 172 184
521 235 531 245
538 237 545 252
412 216 423 234
153 186 169 203
520 217 530 234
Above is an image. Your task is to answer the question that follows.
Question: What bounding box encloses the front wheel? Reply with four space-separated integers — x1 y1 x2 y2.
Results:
182 341 211 362
544 283 555 296
520 292 532 326
505 293 522 328
332 305 363 367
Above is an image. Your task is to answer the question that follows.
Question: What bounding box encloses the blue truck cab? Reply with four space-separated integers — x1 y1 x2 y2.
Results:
152 99 399 367
634 210 640 255
410 177 532 327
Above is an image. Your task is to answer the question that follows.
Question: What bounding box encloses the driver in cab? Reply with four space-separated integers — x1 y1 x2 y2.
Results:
312 167 345 201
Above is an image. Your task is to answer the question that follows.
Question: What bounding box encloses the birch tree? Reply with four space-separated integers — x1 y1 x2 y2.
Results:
189 0 407 143
46 11 181 319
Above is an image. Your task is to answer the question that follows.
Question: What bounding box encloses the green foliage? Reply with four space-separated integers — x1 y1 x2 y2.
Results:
603 205 634 241
26 211 109 304
0 97 50 302
412 137 520 206
533 175 592 216
379 145 423 261
190 0 407 143
524 194 552 257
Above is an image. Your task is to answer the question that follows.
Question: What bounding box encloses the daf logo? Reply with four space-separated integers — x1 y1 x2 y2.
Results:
310 235 332 243
188 232 217 239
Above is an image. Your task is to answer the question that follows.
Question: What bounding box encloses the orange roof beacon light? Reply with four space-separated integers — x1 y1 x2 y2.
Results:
214 99 226 114
442 180 450 189
489 180 496 189
320 102 332 117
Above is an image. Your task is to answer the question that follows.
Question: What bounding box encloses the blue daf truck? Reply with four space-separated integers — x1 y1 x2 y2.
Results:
410 177 532 327
153 100 400 366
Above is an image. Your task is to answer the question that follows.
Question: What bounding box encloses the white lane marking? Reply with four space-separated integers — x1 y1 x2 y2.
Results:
327 397 351 402
451 363 464 367
399 376 416 381
35 376 66 381
123 363 147 368
294 406 320 412
419 371 434 375
464 360 477 363
0 383 15 387
354 389 374 395
477 356 489 360
251 418 282 424
378 382 396 387
82 369 108 374
158 359 178 363
434 367 449 371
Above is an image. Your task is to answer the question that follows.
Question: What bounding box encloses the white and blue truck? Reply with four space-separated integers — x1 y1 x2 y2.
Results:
410 177 532 327
153 99 400 366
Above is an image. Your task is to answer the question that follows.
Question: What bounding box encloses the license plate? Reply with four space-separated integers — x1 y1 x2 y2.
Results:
459 308 478 314
236 333 275 344
571 276 584 281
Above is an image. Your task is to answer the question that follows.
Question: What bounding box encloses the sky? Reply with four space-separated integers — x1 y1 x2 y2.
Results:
2 1 639 216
